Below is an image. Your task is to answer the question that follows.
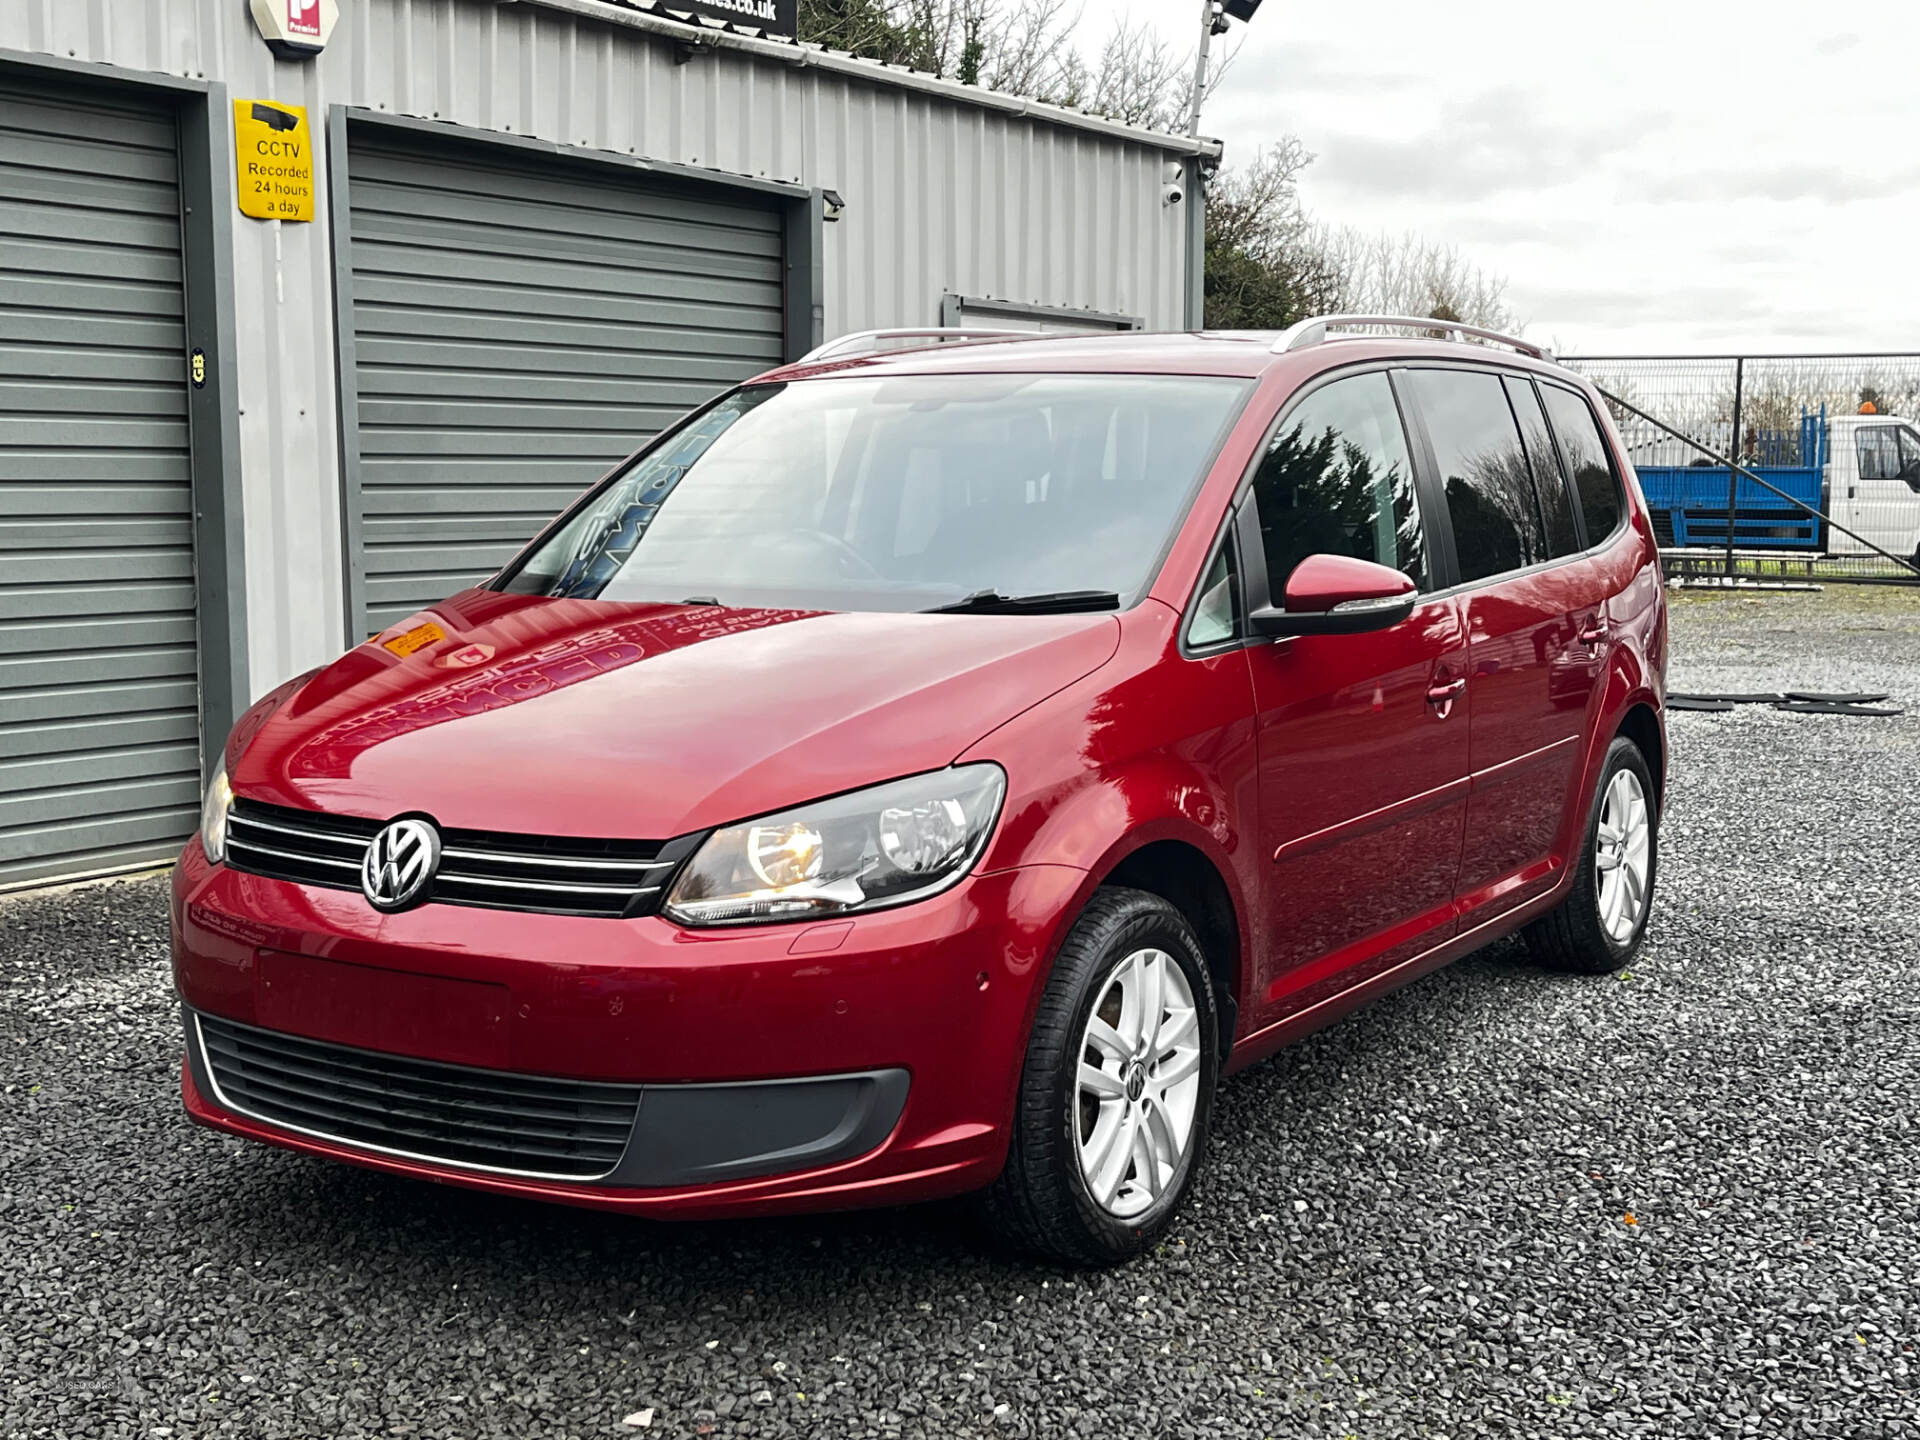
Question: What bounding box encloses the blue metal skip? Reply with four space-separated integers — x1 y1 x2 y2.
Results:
1634 408 1828 549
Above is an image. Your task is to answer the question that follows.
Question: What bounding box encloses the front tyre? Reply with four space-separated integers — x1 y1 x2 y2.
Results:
979 887 1220 1265
1523 736 1658 974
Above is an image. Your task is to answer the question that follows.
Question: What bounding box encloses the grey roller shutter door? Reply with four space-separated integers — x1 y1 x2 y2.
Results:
0 76 199 889
344 131 788 635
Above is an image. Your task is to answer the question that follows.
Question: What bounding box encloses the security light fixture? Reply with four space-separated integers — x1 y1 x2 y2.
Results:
1188 0 1263 136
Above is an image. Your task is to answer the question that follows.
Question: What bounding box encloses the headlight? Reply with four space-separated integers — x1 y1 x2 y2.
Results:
199 759 234 865
664 765 1006 926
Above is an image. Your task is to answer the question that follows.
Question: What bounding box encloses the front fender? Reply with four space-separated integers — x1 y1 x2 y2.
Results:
965 603 1263 1032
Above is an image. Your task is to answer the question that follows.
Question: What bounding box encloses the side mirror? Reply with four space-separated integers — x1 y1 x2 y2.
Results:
1249 554 1418 638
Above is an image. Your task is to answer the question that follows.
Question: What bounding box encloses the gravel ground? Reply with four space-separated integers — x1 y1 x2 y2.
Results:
3 585 1917 1440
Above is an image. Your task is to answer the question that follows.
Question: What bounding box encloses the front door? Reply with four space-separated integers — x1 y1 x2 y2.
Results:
1242 370 1471 1021
1837 423 1920 560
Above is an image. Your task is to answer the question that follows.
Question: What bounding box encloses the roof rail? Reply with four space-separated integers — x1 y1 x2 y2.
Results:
798 328 1034 364
1274 314 1547 361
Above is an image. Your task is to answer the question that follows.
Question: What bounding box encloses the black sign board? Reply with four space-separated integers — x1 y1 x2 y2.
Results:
629 0 798 39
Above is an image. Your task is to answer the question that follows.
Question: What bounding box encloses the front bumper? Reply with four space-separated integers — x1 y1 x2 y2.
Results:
172 842 1083 1217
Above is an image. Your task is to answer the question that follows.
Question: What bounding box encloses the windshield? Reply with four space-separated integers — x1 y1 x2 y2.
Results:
497 373 1252 612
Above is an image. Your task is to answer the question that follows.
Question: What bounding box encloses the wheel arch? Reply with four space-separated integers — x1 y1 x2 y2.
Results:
1098 837 1243 1058
1615 700 1666 809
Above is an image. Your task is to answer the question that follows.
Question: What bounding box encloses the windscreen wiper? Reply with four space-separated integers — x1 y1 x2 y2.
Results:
924 589 1121 615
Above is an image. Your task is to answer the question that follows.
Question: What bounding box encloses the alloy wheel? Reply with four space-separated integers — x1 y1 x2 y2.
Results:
1594 768 1652 944
1074 948 1204 1218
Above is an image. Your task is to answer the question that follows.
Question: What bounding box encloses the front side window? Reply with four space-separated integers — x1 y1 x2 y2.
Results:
1857 426 1901 481
1541 383 1624 546
1900 428 1920 489
1249 371 1431 594
500 374 1252 613
1406 368 1548 583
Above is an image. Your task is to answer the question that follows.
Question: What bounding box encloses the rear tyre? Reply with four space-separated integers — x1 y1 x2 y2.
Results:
1523 736 1658 974
978 887 1220 1266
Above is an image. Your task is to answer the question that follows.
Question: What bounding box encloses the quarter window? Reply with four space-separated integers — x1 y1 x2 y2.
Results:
1540 383 1624 546
1405 368 1547 583
1250 371 1431 594
1186 537 1239 648
1505 377 1582 558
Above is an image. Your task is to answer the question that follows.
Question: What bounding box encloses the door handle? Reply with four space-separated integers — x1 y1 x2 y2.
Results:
1425 677 1466 717
1578 620 1610 646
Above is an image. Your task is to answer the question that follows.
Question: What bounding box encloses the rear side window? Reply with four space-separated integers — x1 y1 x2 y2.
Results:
1505 377 1582 558
1250 371 1431 593
1404 368 1547 583
1541 383 1624 545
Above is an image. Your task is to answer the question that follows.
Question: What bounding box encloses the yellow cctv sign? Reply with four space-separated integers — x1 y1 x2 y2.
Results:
235 100 315 222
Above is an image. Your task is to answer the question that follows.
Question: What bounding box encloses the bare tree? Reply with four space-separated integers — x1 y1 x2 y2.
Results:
798 0 1219 131
1311 227 1516 332
1047 19 1193 131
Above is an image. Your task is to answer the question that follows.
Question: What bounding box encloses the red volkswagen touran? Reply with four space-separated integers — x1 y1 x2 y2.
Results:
174 320 1666 1264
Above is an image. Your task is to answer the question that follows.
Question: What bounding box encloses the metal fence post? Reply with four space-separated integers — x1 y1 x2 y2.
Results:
1723 357 1744 579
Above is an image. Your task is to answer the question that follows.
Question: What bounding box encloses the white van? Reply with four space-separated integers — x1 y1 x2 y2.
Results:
1826 412 1920 563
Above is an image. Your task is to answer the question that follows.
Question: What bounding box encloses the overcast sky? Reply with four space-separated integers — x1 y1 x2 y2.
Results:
1085 1 1920 356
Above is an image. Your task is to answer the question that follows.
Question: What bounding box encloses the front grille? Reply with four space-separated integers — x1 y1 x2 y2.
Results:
196 1014 641 1179
224 798 694 918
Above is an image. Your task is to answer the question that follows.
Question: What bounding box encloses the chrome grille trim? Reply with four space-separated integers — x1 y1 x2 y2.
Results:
225 837 362 873
428 871 652 897
227 810 367 848
436 846 675 872
223 798 695 918
193 1014 641 1181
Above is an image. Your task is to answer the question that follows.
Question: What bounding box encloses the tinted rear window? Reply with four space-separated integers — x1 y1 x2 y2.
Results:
1405 368 1547 584
1504 377 1582 558
1541 383 1624 545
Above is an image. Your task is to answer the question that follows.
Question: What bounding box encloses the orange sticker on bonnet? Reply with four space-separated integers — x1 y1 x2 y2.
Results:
381 620 445 657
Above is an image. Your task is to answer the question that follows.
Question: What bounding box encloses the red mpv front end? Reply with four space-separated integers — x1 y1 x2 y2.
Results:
176 327 1667 1262
173 824 1070 1218
174 592 1127 1217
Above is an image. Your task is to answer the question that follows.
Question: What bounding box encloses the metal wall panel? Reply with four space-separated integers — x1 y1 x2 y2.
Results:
0 73 201 886
0 0 1204 703
342 125 787 633
943 293 1142 334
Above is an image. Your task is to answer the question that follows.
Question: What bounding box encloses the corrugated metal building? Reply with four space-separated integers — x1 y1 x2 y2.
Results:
0 0 1216 887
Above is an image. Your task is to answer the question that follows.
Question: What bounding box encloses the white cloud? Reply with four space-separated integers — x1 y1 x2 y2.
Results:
1081 1 1920 353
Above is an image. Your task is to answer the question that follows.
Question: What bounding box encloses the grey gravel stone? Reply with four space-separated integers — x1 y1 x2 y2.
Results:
1 585 1916 1438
